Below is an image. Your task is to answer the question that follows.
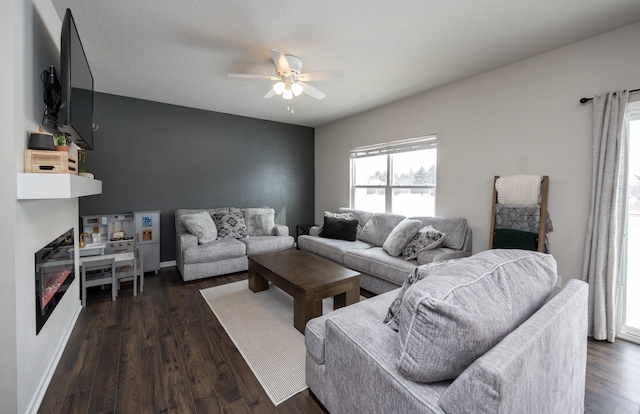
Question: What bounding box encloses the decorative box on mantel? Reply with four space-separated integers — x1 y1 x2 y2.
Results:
24 149 78 175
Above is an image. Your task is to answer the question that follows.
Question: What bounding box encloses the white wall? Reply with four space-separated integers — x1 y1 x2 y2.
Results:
5 1 83 412
315 21 640 283
1 1 18 412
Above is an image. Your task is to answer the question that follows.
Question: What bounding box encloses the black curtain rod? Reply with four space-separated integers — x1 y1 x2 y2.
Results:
579 88 640 104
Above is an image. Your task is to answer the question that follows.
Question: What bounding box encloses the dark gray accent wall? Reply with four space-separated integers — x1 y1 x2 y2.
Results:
79 92 315 262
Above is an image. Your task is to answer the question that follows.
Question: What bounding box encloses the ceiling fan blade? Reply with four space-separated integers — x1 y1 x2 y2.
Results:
263 89 276 99
297 70 344 82
271 49 290 75
298 82 326 100
227 73 279 80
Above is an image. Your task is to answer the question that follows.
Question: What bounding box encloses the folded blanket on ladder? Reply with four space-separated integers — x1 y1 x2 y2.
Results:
495 175 542 205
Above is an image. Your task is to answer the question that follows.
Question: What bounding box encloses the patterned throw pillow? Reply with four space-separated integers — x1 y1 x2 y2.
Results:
384 268 427 331
402 225 445 261
212 212 248 239
324 211 353 220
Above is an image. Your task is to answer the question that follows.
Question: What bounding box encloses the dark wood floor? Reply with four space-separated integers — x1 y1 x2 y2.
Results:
38 266 640 414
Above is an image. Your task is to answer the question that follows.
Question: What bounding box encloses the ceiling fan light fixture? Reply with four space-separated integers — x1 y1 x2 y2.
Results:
282 87 293 100
291 82 303 96
273 81 286 95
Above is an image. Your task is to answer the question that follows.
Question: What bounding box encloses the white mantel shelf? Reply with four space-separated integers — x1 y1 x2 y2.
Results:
17 173 102 200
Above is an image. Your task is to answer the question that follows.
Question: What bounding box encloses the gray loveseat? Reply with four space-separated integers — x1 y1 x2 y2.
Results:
298 208 472 294
305 250 588 414
175 207 294 282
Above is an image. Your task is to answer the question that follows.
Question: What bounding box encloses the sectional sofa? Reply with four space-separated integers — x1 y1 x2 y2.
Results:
298 208 472 294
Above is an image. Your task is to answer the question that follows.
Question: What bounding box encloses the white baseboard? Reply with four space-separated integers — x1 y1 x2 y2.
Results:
160 260 176 268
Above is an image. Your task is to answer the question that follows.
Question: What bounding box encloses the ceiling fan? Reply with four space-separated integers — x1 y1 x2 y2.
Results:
228 50 343 100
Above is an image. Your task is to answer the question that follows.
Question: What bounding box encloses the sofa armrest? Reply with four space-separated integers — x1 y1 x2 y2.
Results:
438 279 588 414
309 226 322 237
175 231 197 271
273 224 290 236
177 231 198 249
309 225 322 237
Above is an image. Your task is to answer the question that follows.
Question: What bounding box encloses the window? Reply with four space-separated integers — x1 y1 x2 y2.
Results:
350 136 436 216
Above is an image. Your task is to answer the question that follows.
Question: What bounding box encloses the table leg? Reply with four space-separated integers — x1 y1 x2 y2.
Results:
294 294 322 334
248 268 269 292
334 279 360 309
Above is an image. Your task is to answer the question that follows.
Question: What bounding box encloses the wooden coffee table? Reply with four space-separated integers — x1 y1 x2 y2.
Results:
248 249 361 334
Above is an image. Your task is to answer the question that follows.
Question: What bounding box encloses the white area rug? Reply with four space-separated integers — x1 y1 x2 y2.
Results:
200 280 336 406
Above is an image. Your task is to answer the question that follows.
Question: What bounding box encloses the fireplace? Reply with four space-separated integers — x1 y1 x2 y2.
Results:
35 228 75 334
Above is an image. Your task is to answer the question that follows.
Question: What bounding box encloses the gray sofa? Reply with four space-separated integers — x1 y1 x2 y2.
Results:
175 207 294 282
298 208 472 294
306 250 588 414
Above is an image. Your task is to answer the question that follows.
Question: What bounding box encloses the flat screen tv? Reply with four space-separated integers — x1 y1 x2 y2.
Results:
57 8 94 150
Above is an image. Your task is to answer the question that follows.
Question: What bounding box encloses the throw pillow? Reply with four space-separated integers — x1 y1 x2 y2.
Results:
244 207 275 236
402 225 445 261
324 211 353 220
382 219 423 257
319 216 358 241
358 213 406 246
181 211 218 244
396 250 557 383
212 211 248 239
324 211 364 239
383 268 427 331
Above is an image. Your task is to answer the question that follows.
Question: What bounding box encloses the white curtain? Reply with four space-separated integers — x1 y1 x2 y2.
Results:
582 90 629 342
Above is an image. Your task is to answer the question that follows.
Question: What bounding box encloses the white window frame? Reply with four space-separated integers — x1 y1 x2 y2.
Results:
619 99 640 344
350 135 437 214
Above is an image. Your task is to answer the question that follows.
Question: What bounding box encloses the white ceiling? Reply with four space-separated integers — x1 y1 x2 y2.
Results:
50 0 640 128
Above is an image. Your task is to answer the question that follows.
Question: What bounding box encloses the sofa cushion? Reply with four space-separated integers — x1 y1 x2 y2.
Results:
297 235 372 264
244 207 275 236
181 211 218 244
384 257 474 331
183 238 247 264
402 225 445 260
343 247 417 286
320 216 359 241
305 289 397 365
358 213 406 247
383 219 423 257
397 250 557 383
338 207 374 229
410 216 468 250
239 235 294 255
213 211 249 239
